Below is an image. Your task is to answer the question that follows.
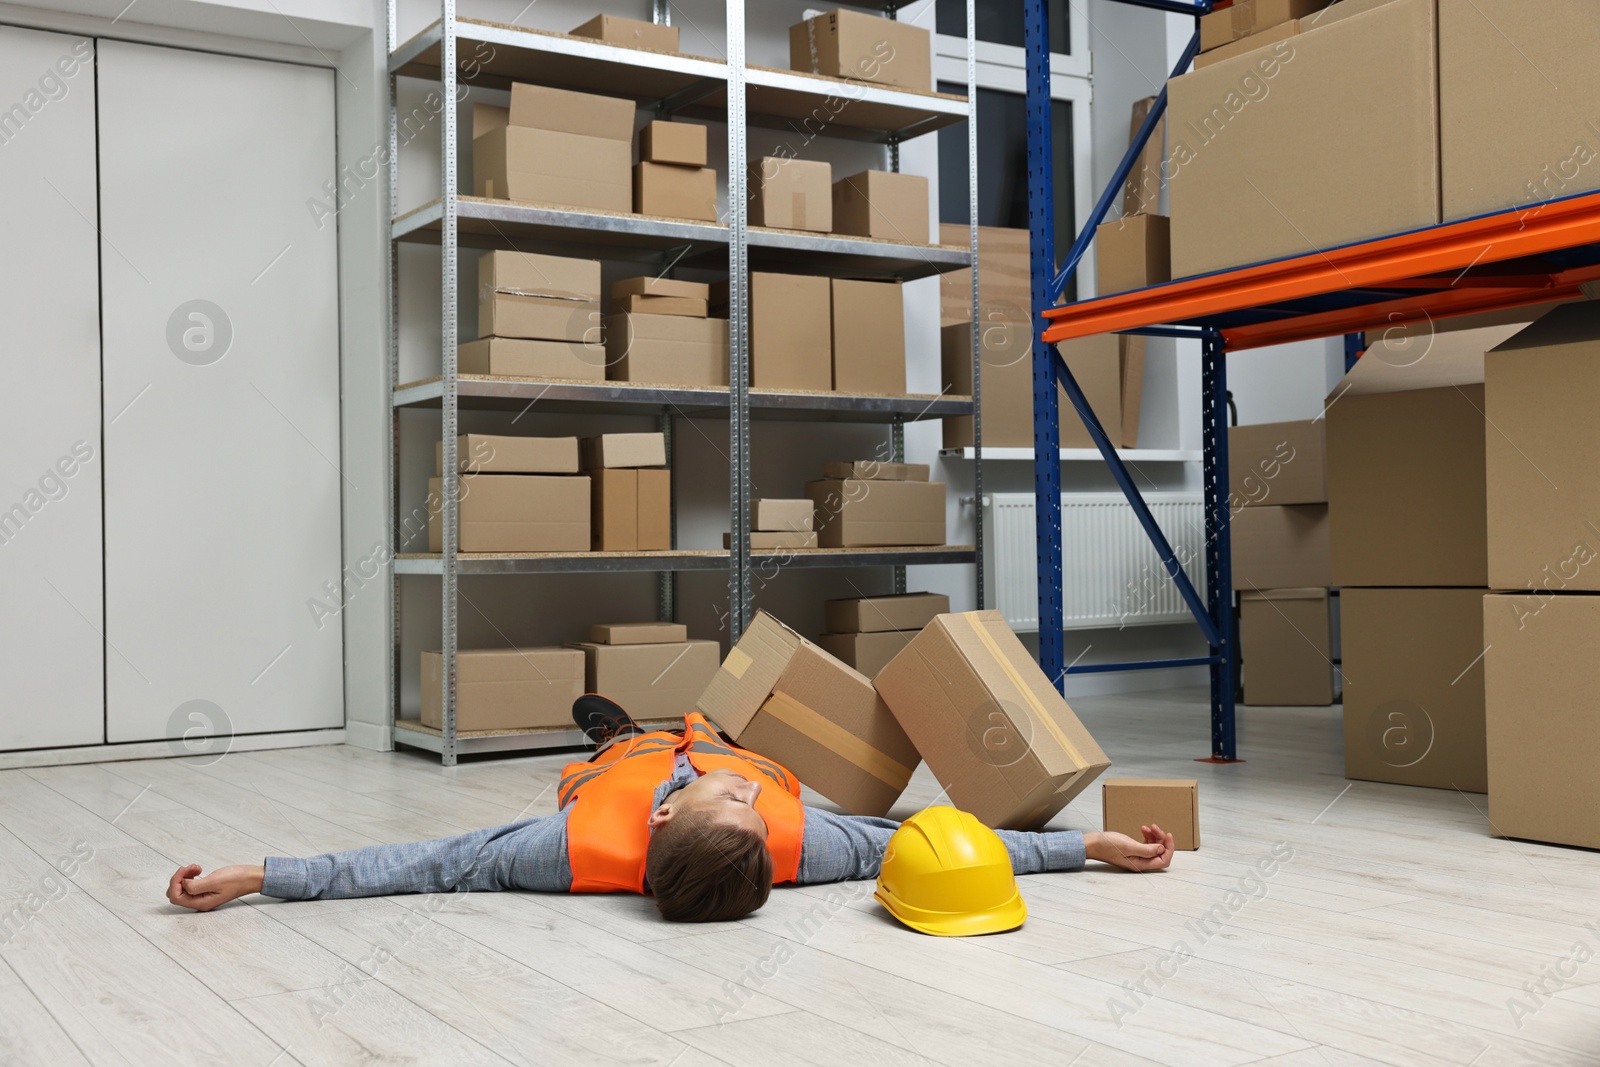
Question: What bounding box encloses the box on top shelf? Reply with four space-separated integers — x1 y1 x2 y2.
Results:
421 647 585 732
876 610 1112 831
478 250 602 342
831 279 905 395
506 83 635 142
571 639 720 722
639 120 707 168
832 170 930 244
1095 213 1170 297
753 498 815 533
1240 588 1334 707
788 9 932 92
581 432 666 470
1230 504 1330 591
570 14 679 54
436 434 579 476
606 313 729 387
1103 779 1200 851
696 611 920 818
588 622 688 645
751 157 832 232
821 460 928 482
427 474 590 553
806 477 945 548
752 272 832 392
825 592 949 634
1228 420 1326 508
456 338 605 381
634 161 718 222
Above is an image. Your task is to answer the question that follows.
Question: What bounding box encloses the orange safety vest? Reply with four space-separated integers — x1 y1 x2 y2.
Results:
557 711 805 894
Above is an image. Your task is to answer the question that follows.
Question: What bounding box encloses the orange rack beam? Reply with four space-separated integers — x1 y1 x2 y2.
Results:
1041 190 1600 351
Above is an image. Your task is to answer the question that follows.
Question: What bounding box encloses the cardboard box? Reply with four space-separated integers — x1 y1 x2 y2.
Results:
437 434 579 476
1199 0 1331 50
612 276 710 302
816 630 915 680
1102 779 1200 851
1168 0 1439 278
788 9 932 92
607 313 729 386
588 621 688 645
506 82 635 141
615 293 708 318
821 460 928 482
824 591 950 634
421 648 585 731
1342 587 1488 792
639 120 706 167
457 338 605 381
1326 324 1527 587
473 126 632 212
638 468 670 550
727 530 819 551
1231 504 1330 591
753 498 815 532
1123 96 1165 218
831 279 905 394
634 161 718 222
1440 0 1600 221
582 432 667 470
1483 592 1600 848
752 273 832 392
571 639 719 721
805 479 944 547
570 13 679 54
1057 333 1123 450
696 611 920 817
939 224 1029 326
478 251 602 342
1095 213 1171 296
427 474 590 552
831 170 930 244
1120 335 1146 450
1240 588 1334 706
480 249 601 302
1484 304 1600 592
752 157 831 232
1229 420 1327 507
876 610 1113 830
1194 17 1301 70
588 468 669 551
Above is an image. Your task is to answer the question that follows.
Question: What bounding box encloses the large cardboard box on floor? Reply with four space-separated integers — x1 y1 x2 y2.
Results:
1326 323 1529 587
696 611 920 817
457 338 605 381
570 640 720 721
832 170 929 244
427 474 590 552
876 611 1112 830
1102 779 1200 851
1228 420 1326 507
421 648 584 731
788 9 932 92
1240 588 1334 706
1231 504 1330 590
805 478 944 547
1483 593 1600 849
831 279 905 395
607 313 729 386
1484 304 1600 592
815 631 915 680
752 157 831 232
1168 0 1439 278
752 273 832 392
1341 587 1488 792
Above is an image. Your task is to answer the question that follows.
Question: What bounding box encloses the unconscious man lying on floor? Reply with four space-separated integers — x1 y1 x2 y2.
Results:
165 698 1174 926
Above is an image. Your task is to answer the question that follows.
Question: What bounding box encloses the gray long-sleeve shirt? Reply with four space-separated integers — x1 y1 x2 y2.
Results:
261 755 1086 901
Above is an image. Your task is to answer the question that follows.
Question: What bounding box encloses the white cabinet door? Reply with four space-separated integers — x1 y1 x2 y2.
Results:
0 27 104 750
98 41 343 742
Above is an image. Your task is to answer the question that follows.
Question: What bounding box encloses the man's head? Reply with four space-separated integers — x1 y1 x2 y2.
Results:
645 768 771 922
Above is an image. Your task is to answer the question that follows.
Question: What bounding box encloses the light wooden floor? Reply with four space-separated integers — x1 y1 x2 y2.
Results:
2 688 1598 1067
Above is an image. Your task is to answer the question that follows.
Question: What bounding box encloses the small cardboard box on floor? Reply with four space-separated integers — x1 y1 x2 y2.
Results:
876 611 1111 830
1240 588 1334 706
696 611 920 818
1103 779 1200 851
421 648 584 731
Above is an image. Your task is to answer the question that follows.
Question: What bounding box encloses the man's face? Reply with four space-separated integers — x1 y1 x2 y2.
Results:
669 768 768 838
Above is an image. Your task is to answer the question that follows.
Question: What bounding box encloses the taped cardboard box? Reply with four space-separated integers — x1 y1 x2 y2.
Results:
607 313 729 386
571 13 679 54
590 468 671 551
816 630 915 680
473 126 632 212
639 120 706 167
427 474 589 552
615 294 708 318
1342 587 1487 792
1168 0 1438 278
938 224 1029 326
1228 420 1326 507
831 279 905 394
421 648 584 731
1483 592 1600 849
752 272 832 392
478 250 603 341
437 434 579 475
753 498 815 532
825 591 949 634
726 530 818 551
634 161 718 222
832 170 929 243
752 157 831 232
1326 323 1528 587
876 610 1112 830
806 478 945 547
457 338 605 381
480 249 601 301
571 640 720 721
1484 304 1600 592
506 83 635 141
1095 213 1170 297
1240 588 1334 706
696 611 919 817
589 622 688 644
581 432 667 469
1103 779 1200 851
821 460 928 482
788 9 932 91
1231 504 1330 590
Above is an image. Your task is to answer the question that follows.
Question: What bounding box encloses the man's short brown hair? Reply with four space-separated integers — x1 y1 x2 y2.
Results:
646 808 772 922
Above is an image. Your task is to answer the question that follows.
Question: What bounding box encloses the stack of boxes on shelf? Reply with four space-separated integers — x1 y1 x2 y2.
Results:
635 120 717 222
817 592 950 678
1194 0 1329 68
584 433 671 552
807 460 946 549
1229 419 1335 707
734 498 817 551
474 84 633 212
429 433 590 552
742 266 909 395
571 622 720 721
468 251 605 381
607 275 728 388
422 645 585 732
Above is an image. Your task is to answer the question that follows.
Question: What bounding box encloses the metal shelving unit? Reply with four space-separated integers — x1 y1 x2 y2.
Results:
386 1 983 764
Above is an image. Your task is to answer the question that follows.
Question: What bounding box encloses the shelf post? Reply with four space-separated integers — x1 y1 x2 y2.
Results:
659 412 676 623
438 0 461 766
891 415 906 595
726 0 751 643
1201 330 1239 761
386 0 402 752
968 0 983 611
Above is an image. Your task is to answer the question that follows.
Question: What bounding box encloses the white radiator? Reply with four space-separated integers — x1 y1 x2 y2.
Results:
983 492 1207 632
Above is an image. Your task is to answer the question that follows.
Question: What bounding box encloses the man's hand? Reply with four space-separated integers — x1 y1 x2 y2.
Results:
1084 824 1175 872
165 864 264 912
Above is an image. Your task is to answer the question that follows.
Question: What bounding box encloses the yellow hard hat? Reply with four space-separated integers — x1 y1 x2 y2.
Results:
875 806 1027 936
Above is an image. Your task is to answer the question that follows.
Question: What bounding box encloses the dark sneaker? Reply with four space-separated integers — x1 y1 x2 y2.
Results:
572 693 641 749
